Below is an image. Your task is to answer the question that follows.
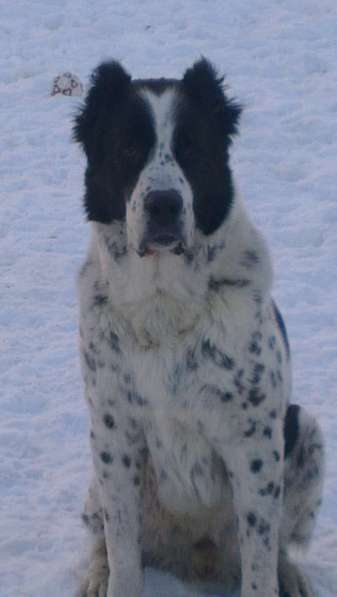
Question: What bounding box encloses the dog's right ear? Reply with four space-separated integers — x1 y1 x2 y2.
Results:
182 58 242 143
73 61 131 161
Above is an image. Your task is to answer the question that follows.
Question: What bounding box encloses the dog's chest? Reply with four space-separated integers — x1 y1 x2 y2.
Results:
145 416 231 514
129 342 236 514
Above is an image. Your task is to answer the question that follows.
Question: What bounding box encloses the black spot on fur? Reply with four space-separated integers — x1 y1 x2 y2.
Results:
244 420 257 437
84 351 96 372
106 240 127 260
247 512 257 527
284 404 300 459
201 338 235 370
248 388 266 407
259 482 274 497
249 342 261 356
93 294 108 307
209 277 250 291
127 391 148 407
274 485 281 499
270 370 277 388
241 250 259 268
268 336 276 350
81 513 90 527
234 368 245 394
273 450 280 462
122 454 131 467
263 426 272 439
250 363 265 385
168 363 183 394
100 451 113 464
186 348 198 371
206 244 218 263
109 332 120 353
103 413 115 429
221 391 233 402
250 459 263 473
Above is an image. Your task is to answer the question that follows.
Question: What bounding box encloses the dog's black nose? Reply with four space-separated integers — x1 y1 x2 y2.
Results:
144 190 183 225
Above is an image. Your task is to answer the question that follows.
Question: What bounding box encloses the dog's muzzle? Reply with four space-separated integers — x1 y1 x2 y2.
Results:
139 189 186 256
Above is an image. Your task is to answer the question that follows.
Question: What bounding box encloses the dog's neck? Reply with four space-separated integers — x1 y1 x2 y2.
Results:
86 194 273 348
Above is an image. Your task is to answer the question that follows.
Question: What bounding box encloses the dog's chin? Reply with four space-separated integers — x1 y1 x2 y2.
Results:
137 235 187 258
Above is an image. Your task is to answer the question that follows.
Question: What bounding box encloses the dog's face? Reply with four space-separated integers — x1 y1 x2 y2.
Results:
74 59 241 257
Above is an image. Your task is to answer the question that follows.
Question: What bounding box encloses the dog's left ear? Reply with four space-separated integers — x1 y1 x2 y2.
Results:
182 58 242 142
73 60 132 162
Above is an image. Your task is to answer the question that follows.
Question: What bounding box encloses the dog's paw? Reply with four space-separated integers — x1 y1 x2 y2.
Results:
279 556 316 597
80 540 109 597
80 567 108 597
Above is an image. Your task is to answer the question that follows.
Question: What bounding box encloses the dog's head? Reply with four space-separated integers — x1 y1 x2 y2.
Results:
74 58 242 257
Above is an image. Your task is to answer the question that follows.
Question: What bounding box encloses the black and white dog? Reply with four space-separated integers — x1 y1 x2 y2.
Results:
74 59 324 597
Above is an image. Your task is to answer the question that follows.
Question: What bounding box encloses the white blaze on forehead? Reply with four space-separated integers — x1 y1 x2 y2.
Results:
140 87 178 154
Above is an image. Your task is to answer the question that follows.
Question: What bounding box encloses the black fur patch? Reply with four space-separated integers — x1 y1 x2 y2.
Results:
173 58 242 235
201 338 235 370
103 413 115 429
209 277 250 291
250 459 263 473
74 61 155 223
272 301 290 358
100 451 113 464
284 404 300 459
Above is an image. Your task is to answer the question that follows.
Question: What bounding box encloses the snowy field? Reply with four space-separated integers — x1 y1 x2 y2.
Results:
1 1 336 595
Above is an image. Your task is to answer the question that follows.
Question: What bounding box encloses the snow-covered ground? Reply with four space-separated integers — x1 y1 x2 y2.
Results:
1 1 336 595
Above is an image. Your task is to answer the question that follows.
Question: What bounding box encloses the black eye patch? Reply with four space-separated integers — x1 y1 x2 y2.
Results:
172 101 235 235
82 93 156 223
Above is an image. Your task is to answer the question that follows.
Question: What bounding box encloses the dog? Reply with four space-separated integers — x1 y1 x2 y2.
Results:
74 58 325 597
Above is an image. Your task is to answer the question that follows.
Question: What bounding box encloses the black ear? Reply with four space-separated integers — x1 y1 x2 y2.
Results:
182 57 242 141
73 60 131 160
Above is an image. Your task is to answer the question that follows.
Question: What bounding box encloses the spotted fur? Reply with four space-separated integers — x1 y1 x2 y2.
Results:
75 59 325 597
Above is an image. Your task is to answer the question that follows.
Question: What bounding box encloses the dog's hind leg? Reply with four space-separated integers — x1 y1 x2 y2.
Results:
278 405 325 597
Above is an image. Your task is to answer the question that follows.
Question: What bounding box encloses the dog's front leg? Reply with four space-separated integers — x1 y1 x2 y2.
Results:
219 423 284 597
89 406 145 597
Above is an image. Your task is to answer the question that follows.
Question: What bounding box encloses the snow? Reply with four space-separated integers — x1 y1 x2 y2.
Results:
0 1 336 595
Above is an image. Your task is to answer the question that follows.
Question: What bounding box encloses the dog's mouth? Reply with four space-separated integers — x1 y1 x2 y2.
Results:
138 232 186 257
